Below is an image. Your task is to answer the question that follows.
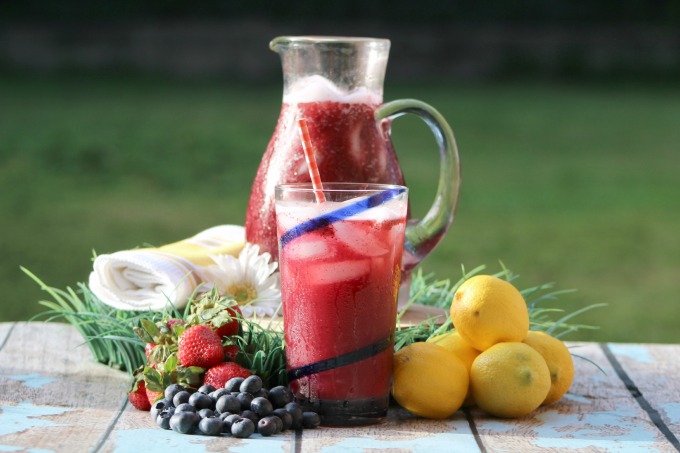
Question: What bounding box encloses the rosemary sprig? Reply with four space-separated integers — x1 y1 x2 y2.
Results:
395 265 604 351
23 266 160 372
233 319 287 388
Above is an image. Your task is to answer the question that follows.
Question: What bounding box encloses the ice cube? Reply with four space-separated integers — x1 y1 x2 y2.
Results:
275 202 320 233
309 260 370 285
277 218 297 235
287 238 331 261
332 221 389 257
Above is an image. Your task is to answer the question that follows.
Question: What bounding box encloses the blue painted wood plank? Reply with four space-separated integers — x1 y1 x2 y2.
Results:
473 342 677 452
101 403 297 452
0 322 129 452
296 407 481 452
605 342 680 450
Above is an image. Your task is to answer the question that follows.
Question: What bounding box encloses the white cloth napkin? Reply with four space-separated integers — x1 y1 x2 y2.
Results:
88 225 245 311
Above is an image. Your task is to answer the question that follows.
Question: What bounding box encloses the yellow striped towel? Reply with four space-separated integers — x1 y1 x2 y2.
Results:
88 225 245 311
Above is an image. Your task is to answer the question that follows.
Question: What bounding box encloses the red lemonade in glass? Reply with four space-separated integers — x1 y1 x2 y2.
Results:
275 183 408 426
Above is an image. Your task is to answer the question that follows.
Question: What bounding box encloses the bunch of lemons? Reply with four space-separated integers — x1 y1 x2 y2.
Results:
392 275 574 419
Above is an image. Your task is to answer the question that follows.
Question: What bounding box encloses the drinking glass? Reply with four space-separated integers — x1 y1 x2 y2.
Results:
275 182 408 426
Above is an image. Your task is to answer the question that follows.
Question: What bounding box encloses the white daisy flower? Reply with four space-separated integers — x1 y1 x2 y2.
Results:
199 243 281 317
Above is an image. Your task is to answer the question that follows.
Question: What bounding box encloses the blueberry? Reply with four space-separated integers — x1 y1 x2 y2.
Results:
240 409 259 424
174 403 196 413
222 414 241 432
237 392 254 410
273 408 293 431
253 388 269 399
170 411 199 434
239 375 263 394
285 402 303 429
270 414 283 433
157 415 171 430
257 416 278 436
219 411 234 420
172 390 191 407
210 388 231 400
302 412 321 429
231 417 255 438
198 416 223 436
189 392 215 411
269 386 293 408
156 407 175 430
216 394 241 414
224 377 245 392
198 384 216 394
164 383 185 401
198 408 215 419
150 399 170 421
251 397 273 417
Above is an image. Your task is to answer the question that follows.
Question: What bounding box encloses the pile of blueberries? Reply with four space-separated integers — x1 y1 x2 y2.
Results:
150 375 320 438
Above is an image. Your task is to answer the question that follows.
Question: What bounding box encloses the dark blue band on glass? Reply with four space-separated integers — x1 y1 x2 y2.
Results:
287 334 394 382
279 187 406 249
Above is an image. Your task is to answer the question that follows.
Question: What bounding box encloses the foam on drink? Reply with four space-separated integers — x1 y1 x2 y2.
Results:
285 75 382 105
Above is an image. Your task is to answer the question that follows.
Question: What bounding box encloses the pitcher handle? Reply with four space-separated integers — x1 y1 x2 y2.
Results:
375 99 461 271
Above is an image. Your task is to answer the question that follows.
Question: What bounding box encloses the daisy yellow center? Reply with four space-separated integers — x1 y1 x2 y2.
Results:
227 282 258 306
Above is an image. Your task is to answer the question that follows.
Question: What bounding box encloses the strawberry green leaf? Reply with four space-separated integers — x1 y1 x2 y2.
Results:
141 319 161 338
164 353 178 374
143 367 165 392
133 326 155 344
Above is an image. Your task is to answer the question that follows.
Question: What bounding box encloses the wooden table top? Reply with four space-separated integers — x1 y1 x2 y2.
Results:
1 321 679 452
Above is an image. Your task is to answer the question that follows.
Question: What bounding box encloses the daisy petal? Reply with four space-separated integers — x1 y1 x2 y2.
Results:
198 243 282 317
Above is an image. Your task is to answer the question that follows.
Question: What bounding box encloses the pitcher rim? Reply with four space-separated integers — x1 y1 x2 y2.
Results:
270 36 390 52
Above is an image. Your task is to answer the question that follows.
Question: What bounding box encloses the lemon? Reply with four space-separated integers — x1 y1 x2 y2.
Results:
450 275 529 351
427 330 480 406
470 342 551 418
392 342 469 419
523 330 574 404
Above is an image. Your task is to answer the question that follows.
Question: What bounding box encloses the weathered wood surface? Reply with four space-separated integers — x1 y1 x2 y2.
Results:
1 322 679 452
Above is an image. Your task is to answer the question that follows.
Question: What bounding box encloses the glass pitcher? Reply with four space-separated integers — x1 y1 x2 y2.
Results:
245 36 461 304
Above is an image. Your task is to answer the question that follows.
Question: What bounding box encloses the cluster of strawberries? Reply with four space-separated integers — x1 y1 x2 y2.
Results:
128 291 253 411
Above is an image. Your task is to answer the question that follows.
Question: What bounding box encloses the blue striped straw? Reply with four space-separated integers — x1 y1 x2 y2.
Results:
279 187 406 249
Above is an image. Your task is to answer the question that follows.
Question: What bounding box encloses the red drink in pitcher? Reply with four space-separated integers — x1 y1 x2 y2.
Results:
247 75 405 259
275 183 408 426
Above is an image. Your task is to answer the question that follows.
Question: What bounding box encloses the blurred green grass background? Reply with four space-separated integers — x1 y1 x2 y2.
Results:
1 74 678 343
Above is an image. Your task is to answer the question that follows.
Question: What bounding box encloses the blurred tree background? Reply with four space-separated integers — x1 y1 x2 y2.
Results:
2 0 680 82
1 1 679 342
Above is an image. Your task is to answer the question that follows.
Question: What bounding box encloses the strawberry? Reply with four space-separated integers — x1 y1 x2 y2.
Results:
144 343 156 361
134 318 181 366
128 379 152 411
223 344 239 362
214 305 242 338
146 387 163 406
203 362 251 389
177 324 224 369
188 289 242 338
167 318 185 332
